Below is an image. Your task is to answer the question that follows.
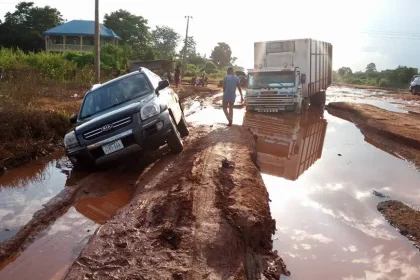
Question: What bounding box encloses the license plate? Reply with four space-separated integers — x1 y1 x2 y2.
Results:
102 140 124 155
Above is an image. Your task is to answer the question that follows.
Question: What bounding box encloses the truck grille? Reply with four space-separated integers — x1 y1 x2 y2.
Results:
83 116 132 140
246 95 295 106
260 91 278 95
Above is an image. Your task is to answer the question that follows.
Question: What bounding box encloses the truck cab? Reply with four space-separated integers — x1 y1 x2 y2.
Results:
247 39 332 114
245 67 306 113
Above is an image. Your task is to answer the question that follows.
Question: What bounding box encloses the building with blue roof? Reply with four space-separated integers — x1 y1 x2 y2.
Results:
43 20 122 53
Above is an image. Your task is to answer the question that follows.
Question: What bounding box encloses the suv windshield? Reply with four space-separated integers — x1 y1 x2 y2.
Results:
80 73 152 119
249 71 295 89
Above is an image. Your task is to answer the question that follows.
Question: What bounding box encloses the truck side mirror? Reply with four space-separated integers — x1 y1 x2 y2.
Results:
70 114 78 124
301 74 306 84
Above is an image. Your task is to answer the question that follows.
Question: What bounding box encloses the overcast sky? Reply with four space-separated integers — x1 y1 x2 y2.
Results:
1 0 419 71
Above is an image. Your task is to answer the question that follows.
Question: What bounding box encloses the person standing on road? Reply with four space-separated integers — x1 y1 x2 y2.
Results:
223 67 244 126
174 65 181 88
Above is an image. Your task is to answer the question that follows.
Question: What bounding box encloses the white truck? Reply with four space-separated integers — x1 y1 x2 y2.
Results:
246 39 333 113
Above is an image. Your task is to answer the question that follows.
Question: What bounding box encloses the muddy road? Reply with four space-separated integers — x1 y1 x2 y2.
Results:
1 86 420 279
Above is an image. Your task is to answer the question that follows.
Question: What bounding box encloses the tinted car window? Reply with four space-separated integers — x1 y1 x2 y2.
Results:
80 73 152 119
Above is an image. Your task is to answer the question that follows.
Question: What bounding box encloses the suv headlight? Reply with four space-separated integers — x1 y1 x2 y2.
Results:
140 99 160 120
64 131 79 149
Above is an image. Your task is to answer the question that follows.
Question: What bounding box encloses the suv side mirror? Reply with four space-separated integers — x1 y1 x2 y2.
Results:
70 114 78 124
157 80 170 91
301 74 306 84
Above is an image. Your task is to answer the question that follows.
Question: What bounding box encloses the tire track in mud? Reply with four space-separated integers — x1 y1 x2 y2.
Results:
65 125 289 280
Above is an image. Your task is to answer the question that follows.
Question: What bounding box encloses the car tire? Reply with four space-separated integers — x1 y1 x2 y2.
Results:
72 158 97 172
177 111 190 137
167 115 184 154
411 88 416 95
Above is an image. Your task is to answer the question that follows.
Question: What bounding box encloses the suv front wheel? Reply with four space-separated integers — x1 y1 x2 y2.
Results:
167 115 184 154
177 111 189 137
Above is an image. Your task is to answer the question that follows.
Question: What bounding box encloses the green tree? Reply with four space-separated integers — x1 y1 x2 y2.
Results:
180 36 196 59
366 63 377 73
187 52 206 66
337 67 352 77
201 61 218 74
151 26 180 60
104 9 151 59
0 2 63 51
210 42 233 67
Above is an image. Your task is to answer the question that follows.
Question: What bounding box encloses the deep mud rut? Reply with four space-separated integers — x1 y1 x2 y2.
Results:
65 124 289 280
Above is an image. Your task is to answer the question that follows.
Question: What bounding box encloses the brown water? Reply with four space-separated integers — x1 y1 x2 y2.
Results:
241 88 420 279
0 188 131 280
0 155 73 242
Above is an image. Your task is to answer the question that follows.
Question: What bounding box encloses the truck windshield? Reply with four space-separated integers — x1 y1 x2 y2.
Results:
79 73 152 119
248 71 295 89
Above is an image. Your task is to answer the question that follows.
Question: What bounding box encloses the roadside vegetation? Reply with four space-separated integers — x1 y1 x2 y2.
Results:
0 2 246 169
333 63 418 88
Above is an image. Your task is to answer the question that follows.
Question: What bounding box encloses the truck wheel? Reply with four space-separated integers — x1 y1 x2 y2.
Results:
320 91 326 106
310 91 326 108
167 115 184 154
177 111 189 137
302 98 309 114
411 88 416 95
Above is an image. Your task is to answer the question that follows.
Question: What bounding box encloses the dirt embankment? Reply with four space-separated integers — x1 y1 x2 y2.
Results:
378 200 420 251
326 102 420 169
65 125 289 280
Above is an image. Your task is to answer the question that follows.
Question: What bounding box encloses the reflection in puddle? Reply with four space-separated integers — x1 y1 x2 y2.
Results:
243 110 327 181
0 208 97 280
0 189 131 279
242 91 420 279
74 188 131 224
0 156 72 242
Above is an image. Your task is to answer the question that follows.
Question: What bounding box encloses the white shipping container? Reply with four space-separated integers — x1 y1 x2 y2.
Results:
254 39 332 98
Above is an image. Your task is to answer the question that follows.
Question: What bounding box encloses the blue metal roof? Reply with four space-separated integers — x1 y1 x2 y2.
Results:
43 20 122 40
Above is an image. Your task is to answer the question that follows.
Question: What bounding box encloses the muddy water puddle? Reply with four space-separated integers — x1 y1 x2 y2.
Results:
243 107 420 279
0 187 131 279
328 87 407 113
0 155 75 242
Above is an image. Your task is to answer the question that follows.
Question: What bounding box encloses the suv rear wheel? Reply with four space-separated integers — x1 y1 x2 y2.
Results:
167 115 184 154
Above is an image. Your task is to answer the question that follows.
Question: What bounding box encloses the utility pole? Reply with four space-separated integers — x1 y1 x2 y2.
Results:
182 16 192 69
94 0 100 83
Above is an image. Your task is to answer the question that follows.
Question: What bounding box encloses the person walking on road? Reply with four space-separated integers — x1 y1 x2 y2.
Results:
174 65 181 88
223 67 244 126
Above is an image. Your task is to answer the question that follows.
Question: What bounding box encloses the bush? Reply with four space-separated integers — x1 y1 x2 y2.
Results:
24 52 78 81
0 45 131 83
201 61 218 74
378 78 390 87
184 64 199 76
0 48 26 69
